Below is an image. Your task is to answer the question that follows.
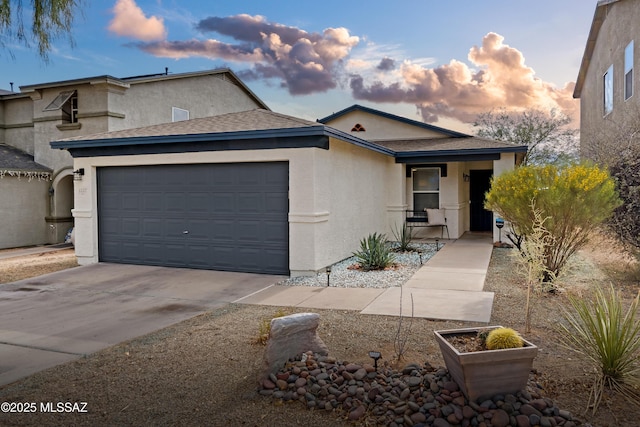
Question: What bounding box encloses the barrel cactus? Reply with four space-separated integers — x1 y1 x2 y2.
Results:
485 327 524 350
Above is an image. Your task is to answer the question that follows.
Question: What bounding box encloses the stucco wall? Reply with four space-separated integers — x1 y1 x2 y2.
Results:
114 74 264 131
580 0 640 161
0 176 50 249
70 141 397 275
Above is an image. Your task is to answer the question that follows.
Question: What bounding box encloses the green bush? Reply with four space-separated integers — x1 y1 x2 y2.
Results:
353 232 395 271
485 162 620 282
559 285 640 414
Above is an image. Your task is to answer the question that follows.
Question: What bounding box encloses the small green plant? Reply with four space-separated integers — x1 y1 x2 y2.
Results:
352 232 395 271
485 327 524 350
559 285 640 414
392 222 415 252
254 308 289 345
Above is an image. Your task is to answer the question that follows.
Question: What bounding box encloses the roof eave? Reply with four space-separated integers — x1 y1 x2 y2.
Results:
50 124 393 156
395 145 528 158
574 1 617 98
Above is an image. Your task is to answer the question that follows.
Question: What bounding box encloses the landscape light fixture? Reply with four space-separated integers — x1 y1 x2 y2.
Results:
73 168 85 181
326 265 332 287
368 351 381 370
435 238 440 251
495 218 505 243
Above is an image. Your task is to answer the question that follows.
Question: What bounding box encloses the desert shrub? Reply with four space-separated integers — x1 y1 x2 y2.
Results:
511 202 555 331
559 285 640 414
609 151 640 252
353 232 395 271
485 327 524 350
392 222 415 252
485 163 620 282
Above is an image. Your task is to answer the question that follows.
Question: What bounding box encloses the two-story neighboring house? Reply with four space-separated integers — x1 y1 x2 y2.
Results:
0 69 268 249
574 0 640 163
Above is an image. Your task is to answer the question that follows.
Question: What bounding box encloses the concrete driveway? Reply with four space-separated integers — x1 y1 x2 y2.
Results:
0 263 283 386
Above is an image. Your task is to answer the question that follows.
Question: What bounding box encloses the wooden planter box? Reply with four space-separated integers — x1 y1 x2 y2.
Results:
434 326 538 402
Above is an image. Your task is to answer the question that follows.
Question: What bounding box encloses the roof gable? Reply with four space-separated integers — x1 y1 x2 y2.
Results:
318 104 469 139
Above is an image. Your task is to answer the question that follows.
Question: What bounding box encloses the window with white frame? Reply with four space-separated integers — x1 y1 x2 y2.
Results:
625 41 634 100
172 107 190 122
412 168 440 211
604 65 614 115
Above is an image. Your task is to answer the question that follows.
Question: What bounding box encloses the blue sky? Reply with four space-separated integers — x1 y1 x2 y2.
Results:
0 0 596 132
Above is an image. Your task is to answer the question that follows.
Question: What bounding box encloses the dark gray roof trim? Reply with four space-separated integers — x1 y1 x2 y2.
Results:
318 104 470 138
51 108 396 158
66 134 330 158
52 126 396 158
394 145 527 163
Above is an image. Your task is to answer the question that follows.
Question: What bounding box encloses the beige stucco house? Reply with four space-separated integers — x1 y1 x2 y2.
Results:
51 104 526 276
0 69 268 249
574 0 640 163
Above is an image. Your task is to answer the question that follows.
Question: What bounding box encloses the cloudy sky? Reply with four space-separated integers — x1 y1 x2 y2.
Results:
0 0 596 132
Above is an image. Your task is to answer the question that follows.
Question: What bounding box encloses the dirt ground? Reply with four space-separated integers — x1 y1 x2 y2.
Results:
0 234 639 426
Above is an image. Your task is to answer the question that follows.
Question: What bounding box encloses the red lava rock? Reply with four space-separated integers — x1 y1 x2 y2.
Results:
491 409 510 427
348 405 366 420
262 379 276 389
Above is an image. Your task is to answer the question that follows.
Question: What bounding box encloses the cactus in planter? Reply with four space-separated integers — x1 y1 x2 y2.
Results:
485 327 524 350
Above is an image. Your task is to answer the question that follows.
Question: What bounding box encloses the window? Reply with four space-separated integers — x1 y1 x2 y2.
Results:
43 90 78 123
412 168 440 211
172 107 189 122
604 65 613 115
625 41 634 100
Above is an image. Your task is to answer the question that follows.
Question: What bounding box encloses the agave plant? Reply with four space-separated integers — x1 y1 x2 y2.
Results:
392 222 415 252
558 285 640 414
352 232 395 271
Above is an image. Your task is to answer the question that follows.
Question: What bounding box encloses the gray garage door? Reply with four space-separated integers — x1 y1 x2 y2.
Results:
97 162 289 275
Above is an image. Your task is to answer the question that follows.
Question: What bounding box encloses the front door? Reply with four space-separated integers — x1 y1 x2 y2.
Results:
470 169 493 232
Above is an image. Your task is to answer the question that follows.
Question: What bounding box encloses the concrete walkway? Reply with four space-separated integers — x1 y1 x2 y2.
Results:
237 233 495 323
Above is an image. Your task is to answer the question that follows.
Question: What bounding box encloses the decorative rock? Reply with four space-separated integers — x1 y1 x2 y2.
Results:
354 368 368 380
260 351 579 427
491 409 510 427
515 414 531 427
433 418 452 427
260 313 329 381
349 405 366 420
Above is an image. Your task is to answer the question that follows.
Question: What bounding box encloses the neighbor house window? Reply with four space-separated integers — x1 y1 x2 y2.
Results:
604 65 613 115
43 90 78 123
172 107 189 122
625 41 634 100
412 168 440 211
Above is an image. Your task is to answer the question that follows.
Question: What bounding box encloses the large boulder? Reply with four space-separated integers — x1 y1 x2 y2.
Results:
261 312 328 382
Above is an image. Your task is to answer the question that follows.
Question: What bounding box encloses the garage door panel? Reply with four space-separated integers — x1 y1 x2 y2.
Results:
238 193 263 212
143 193 163 210
265 192 288 213
142 218 163 237
263 221 289 242
121 218 141 236
98 162 289 274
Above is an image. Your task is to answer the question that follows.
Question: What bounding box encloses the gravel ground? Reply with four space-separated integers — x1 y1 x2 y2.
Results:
280 243 437 288
0 238 638 426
